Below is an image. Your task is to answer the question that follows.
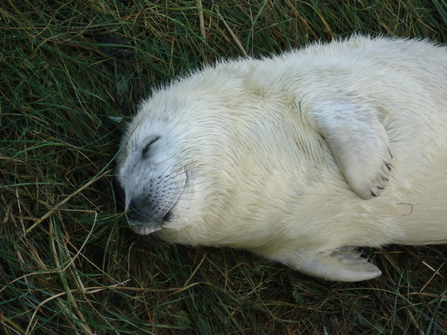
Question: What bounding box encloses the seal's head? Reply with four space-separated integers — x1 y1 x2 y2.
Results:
116 73 244 238
117 134 182 236
116 113 193 236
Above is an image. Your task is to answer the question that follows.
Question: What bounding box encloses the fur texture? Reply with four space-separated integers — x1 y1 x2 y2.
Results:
117 36 447 281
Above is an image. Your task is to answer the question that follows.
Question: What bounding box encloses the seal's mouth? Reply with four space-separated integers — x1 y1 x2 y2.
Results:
126 206 174 235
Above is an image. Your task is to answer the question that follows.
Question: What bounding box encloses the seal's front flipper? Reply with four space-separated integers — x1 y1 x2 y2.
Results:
282 247 382 282
308 100 392 200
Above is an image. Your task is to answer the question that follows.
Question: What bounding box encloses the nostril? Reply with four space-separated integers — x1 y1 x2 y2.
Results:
127 199 137 210
126 199 142 221
126 209 138 221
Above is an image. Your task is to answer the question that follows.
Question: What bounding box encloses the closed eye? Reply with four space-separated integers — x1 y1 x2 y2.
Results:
142 136 160 157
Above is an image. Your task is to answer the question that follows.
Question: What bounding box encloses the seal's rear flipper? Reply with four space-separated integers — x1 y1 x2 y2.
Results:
281 247 382 282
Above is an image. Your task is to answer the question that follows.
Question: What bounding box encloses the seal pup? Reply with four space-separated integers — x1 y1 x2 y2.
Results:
117 36 447 282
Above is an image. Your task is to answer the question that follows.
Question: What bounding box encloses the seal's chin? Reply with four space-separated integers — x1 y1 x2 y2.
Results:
127 220 162 235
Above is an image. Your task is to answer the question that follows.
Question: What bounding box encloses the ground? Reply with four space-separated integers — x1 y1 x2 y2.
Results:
1 1 447 334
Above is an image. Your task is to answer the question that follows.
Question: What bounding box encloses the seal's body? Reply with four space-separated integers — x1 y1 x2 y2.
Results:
117 36 447 281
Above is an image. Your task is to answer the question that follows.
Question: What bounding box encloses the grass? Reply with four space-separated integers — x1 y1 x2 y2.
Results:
1 0 447 334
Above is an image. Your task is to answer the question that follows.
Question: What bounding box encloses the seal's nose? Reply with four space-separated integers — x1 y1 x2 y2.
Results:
126 199 146 222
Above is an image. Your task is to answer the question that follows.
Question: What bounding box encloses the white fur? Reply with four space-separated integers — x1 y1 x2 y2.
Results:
117 36 447 281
